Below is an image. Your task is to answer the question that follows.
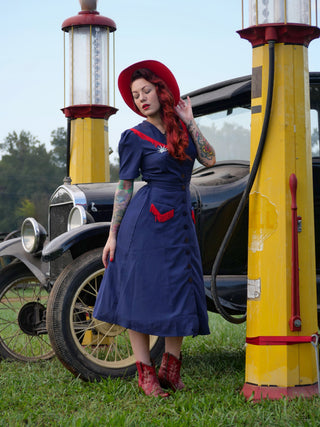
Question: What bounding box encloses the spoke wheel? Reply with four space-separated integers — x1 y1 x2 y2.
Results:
46 248 164 381
0 263 54 362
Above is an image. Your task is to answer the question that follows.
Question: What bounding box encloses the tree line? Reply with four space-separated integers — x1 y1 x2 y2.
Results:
0 128 119 233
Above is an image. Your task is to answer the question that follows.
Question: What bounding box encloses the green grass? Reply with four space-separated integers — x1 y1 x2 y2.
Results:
1 313 320 426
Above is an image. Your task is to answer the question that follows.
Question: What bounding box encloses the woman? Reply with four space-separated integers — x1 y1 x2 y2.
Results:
93 60 216 397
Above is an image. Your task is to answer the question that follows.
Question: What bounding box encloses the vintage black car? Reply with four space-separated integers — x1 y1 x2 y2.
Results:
0 73 319 380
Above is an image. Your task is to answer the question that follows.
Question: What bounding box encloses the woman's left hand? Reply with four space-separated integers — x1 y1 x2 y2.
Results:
174 96 194 124
176 96 216 168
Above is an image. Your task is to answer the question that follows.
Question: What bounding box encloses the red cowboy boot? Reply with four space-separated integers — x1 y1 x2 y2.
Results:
158 352 185 391
136 361 170 397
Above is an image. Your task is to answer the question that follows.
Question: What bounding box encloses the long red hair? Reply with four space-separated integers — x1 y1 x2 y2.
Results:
131 68 189 161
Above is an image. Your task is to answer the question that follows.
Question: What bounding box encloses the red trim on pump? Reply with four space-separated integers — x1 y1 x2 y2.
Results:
62 11 116 32
62 105 118 119
242 382 318 401
246 334 318 346
238 24 320 47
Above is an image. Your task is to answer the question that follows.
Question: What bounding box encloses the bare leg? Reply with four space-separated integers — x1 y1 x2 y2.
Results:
128 329 150 365
165 336 183 358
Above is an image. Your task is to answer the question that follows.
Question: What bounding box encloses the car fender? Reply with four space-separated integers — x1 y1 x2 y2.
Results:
0 237 47 283
42 222 110 262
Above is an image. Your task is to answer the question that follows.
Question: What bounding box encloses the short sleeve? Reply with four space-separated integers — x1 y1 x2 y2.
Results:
118 129 142 180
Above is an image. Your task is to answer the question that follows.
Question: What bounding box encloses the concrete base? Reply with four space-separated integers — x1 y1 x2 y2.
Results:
242 382 319 401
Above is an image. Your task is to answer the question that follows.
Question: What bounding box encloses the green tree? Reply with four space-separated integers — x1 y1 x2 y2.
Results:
109 156 119 182
50 127 67 170
15 199 36 222
0 130 65 232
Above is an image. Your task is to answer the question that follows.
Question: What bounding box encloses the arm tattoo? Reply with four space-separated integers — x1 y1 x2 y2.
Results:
110 179 133 236
187 119 216 167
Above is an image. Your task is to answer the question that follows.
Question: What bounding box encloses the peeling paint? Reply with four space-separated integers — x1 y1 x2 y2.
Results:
248 192 278 253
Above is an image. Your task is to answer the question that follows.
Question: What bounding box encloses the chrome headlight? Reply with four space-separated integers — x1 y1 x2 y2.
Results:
21 218 47 254
67 205 89 231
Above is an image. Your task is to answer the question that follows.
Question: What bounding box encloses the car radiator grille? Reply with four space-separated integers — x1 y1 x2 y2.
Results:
49 202 74 280
49 202 74 240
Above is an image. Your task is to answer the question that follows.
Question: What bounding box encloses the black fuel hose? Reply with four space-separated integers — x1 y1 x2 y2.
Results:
66 118 71 178
210 40 275 324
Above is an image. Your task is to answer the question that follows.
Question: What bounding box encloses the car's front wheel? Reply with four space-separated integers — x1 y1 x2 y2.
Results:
46 248 164 381
0 262 54 362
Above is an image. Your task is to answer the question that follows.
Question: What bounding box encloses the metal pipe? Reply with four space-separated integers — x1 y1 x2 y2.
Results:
309 0 312 25
71 27 74 105
242 0 244 28
107 27 110 106
63 32 66 108
284 0 287 24
90 25 92 105
113 32 116 107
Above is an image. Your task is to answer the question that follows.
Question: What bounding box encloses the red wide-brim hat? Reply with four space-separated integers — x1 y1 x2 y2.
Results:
118 60 180 116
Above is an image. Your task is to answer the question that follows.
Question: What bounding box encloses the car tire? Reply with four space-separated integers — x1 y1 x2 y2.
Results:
0 262 54 362
46 248 165 381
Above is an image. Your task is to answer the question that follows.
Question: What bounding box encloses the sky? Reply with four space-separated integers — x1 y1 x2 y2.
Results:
1 1 320 157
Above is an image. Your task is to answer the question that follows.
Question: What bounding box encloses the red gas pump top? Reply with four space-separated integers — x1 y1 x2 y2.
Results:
62 11 116 33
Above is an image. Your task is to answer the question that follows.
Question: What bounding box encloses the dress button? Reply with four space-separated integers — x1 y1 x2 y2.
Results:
184 237 189 243
181 173 185 179
188 277 193 283
181 185 186 190
187 264 191 269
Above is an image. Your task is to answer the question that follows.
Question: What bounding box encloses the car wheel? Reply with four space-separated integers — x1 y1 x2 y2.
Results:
0 263 54 362
46 248 165 381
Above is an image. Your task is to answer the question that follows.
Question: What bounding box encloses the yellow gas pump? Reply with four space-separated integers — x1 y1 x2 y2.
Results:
61 0 117 184
238 0 320 400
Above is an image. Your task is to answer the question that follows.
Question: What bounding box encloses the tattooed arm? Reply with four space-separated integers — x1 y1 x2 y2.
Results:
175 96 216 167
102 179 133 267
186 118 216 167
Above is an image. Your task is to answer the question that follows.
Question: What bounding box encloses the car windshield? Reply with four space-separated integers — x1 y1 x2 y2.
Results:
311 109 320 157
195 105 320 164
195 106 251 164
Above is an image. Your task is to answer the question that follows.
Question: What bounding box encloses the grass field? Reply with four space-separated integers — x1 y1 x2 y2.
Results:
0 313 320 426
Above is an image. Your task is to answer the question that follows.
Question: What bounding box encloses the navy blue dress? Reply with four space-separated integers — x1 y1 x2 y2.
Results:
93 120 210 337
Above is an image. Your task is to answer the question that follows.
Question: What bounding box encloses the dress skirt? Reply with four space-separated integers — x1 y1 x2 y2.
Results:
93 180 210 337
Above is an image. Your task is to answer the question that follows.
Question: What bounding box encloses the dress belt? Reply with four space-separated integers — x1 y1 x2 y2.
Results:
146 180 189 191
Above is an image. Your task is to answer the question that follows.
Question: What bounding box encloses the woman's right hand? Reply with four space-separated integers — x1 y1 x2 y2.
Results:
102 179 134 268
102 235 117 268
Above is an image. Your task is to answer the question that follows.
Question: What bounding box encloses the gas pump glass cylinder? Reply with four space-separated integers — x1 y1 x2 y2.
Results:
249 0 311 25
70 26 108 106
